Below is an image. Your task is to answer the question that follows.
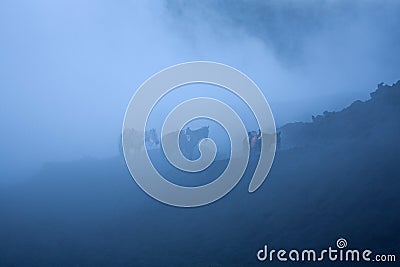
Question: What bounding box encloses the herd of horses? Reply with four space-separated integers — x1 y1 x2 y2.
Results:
122 126 280 159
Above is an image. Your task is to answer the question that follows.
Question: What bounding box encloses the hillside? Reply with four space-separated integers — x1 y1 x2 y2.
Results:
0 82 399 266
279 81 400 150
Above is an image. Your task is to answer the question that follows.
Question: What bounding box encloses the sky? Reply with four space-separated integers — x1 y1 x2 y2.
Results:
0 0 399 182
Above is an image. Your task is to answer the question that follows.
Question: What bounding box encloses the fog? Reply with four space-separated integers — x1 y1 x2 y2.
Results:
1 2 399 266
1 0 399 183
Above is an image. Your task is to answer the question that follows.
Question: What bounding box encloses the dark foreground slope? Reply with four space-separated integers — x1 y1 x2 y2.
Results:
0 82 399 267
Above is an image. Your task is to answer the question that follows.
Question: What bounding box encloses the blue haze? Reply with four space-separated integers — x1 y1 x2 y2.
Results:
1 0 400 182
0 2 400 266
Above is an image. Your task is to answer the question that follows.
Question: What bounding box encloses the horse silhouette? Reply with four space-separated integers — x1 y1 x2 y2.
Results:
122 128 144 153
243 129 280 154
145 128 159 148
183 126 210 160
163 126 210 160
122 128 160 153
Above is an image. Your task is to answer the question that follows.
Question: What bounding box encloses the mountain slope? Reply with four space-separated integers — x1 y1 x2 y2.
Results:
279 81 400 150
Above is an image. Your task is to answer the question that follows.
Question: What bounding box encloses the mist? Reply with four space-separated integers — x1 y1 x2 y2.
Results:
1 2 399 266
1 0 399 183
